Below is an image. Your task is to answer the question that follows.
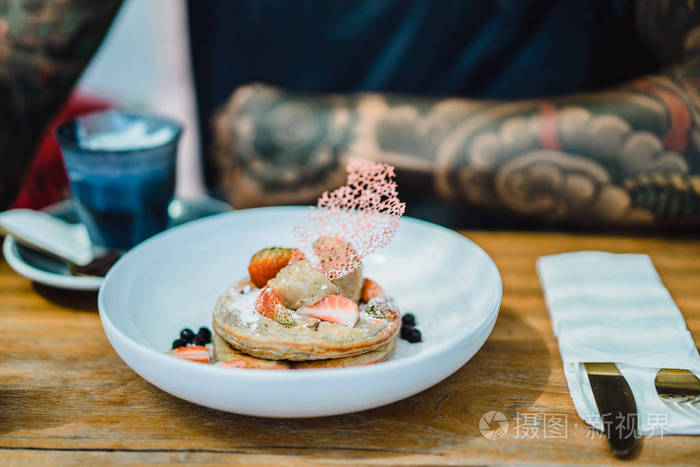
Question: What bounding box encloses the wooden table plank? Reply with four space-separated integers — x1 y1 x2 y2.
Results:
1 231 699 465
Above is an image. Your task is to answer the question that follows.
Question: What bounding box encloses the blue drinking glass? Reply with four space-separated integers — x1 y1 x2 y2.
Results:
57 110 183 251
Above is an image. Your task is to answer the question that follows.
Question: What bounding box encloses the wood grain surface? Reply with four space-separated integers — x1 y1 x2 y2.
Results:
1 231 699 466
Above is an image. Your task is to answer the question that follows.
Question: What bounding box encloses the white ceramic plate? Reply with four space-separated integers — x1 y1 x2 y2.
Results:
98 207 501 417
2 197 231 291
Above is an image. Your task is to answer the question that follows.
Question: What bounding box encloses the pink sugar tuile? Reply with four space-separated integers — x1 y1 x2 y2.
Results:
293 158 405 280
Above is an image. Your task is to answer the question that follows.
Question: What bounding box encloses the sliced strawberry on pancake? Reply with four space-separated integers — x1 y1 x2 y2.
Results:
255 286 296 326
248 247 294 288
299 294 359 328
361 278 384 302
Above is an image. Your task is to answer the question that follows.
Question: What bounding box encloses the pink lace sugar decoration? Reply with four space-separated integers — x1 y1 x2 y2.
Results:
293 157 406 280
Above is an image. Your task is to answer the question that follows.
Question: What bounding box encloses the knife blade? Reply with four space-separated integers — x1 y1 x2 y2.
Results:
584 362 640 458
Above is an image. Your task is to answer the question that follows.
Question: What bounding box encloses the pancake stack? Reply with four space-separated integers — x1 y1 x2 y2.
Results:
211 251 401 369
210 159 406 369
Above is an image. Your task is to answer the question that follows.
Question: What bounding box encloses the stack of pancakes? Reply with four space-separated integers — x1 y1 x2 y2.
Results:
211 278 401 369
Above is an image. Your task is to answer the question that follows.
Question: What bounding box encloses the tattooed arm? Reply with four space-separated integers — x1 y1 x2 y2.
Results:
0 0 121 209
215 0 700 227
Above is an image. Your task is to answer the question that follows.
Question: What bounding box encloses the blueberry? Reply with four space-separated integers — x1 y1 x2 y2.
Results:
196 327 212 344
180 328 195 343
400 326 421 343
172 338 188 349
402 313 416 326
193 334 207 346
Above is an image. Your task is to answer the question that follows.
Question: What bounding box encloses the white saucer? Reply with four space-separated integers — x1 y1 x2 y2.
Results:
2 197 231 291
98 206 502 417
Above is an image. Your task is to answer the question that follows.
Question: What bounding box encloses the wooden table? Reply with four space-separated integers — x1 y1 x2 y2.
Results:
1 231 699 465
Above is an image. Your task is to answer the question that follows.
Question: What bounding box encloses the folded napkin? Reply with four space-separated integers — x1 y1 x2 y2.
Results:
537 251 700 435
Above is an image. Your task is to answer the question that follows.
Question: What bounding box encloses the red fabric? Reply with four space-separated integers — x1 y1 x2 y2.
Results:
11 94 112 210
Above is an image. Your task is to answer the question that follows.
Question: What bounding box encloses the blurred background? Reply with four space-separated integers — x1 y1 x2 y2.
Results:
2 0 699 230
77 0 203 199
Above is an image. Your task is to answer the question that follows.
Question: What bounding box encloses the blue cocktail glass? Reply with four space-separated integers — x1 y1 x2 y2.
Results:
57 110 182 251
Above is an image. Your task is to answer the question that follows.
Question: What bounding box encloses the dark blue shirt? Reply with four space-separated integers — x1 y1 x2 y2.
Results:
189 0 654 97
188 0 656 226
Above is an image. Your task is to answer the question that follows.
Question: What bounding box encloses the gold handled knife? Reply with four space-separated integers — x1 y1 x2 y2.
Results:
584 362 640 458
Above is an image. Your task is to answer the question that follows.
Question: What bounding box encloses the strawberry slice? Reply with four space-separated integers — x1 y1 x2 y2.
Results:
255 286 296 326
171 345 211 363
361 278 384 302
248 247 294 288
299 294 359 328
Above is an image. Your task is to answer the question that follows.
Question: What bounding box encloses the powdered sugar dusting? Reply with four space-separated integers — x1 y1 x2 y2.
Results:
293 158 405 280
227 288 262 328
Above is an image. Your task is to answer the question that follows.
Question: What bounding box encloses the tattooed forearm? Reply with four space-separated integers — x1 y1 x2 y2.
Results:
216 69 700 227
218 72 700 228
0 0 121 209
433 67 700 226
215 1 700 228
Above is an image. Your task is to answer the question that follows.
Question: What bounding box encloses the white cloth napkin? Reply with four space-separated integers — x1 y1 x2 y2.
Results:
536 251 700 435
